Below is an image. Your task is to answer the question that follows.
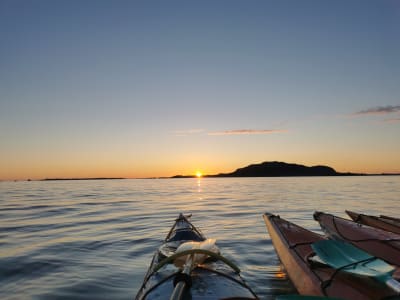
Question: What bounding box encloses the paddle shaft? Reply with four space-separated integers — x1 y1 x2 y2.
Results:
386 278 400 293
170 281 186 300
169 254 193 300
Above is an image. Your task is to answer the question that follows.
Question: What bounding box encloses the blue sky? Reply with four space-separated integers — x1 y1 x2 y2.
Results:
1 0 399 179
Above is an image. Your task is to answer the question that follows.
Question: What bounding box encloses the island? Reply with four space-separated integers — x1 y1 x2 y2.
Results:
172 161 362 178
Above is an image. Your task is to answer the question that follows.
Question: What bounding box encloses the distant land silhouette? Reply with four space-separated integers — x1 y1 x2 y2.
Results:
42 177 124 181
172 161 364 178
29 161 398 181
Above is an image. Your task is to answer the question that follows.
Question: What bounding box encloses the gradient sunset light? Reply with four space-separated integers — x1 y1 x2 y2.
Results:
1 1 400 181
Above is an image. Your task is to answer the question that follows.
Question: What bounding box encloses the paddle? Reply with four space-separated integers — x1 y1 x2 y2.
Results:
169 239 219 300
311 239 400 293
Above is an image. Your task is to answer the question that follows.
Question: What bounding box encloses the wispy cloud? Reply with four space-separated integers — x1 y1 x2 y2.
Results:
383 118 400 124
173 129 204 136
173 128 288 136
208 129 287 136
352 105 400 116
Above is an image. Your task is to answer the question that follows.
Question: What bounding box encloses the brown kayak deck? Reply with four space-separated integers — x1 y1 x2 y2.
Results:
314 211 400 268
263 213 398 300
346 210 400 235
380 215 400 223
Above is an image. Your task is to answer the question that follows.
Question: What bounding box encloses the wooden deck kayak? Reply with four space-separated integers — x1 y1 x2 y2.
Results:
380 215 400 223
346 210 400 234
314 211 400 268
263 213 398 299
136 214 258 300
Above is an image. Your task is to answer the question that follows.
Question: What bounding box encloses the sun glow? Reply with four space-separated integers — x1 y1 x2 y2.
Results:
196 171 203 178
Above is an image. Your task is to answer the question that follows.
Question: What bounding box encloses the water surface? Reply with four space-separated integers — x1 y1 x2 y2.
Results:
1 176 399 299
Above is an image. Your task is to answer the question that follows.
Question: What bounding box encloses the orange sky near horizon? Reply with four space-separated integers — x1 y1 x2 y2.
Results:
2 152 400 181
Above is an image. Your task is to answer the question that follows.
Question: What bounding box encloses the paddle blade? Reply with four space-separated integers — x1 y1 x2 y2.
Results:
311 240 395 278
174 239 218 268
312 240 371 268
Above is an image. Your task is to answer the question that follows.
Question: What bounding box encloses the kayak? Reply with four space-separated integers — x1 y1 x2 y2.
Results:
380 215 400 223
263 213 398 299
135 213 258 300
313 211 400 268
346 210 400 234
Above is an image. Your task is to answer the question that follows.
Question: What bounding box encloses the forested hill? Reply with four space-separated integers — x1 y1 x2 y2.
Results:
172 161 362 178
211 161 354 177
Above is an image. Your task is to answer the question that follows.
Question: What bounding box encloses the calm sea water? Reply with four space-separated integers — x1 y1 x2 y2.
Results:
1 176 399 299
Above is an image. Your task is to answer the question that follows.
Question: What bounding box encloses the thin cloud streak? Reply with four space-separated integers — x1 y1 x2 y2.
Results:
383 118 400 124
173 129 204 136
352 105 400 116
208 129 287 136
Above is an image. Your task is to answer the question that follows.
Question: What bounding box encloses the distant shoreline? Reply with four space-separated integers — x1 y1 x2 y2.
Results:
4 161 400 182
2 174 400 182
41 178 125 181
171 161 400 178
170 173 400 179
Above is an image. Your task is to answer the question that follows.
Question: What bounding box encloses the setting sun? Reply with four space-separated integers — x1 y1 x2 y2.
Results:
196 171 203 178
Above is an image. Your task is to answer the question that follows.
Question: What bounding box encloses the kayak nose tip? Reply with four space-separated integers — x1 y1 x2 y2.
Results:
313 211 323 221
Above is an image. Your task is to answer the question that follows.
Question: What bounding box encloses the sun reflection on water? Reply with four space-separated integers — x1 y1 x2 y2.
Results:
275 266 288 279
197 178 202 195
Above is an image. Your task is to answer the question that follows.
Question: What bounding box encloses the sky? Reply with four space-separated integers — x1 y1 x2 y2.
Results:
1 0 400 180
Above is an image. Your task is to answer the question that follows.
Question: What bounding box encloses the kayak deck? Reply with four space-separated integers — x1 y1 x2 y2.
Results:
314 211 400 268
263 213 399 300
136 214 258 300
346 210 400 235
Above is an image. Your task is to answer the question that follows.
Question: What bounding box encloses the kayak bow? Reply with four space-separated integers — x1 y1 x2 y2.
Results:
135 213 258 300
346 210 400 235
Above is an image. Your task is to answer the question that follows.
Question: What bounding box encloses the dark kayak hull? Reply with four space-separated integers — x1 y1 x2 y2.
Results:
314 211 400 268
263 213 399 299
135 214 257 300
346 210 400 234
